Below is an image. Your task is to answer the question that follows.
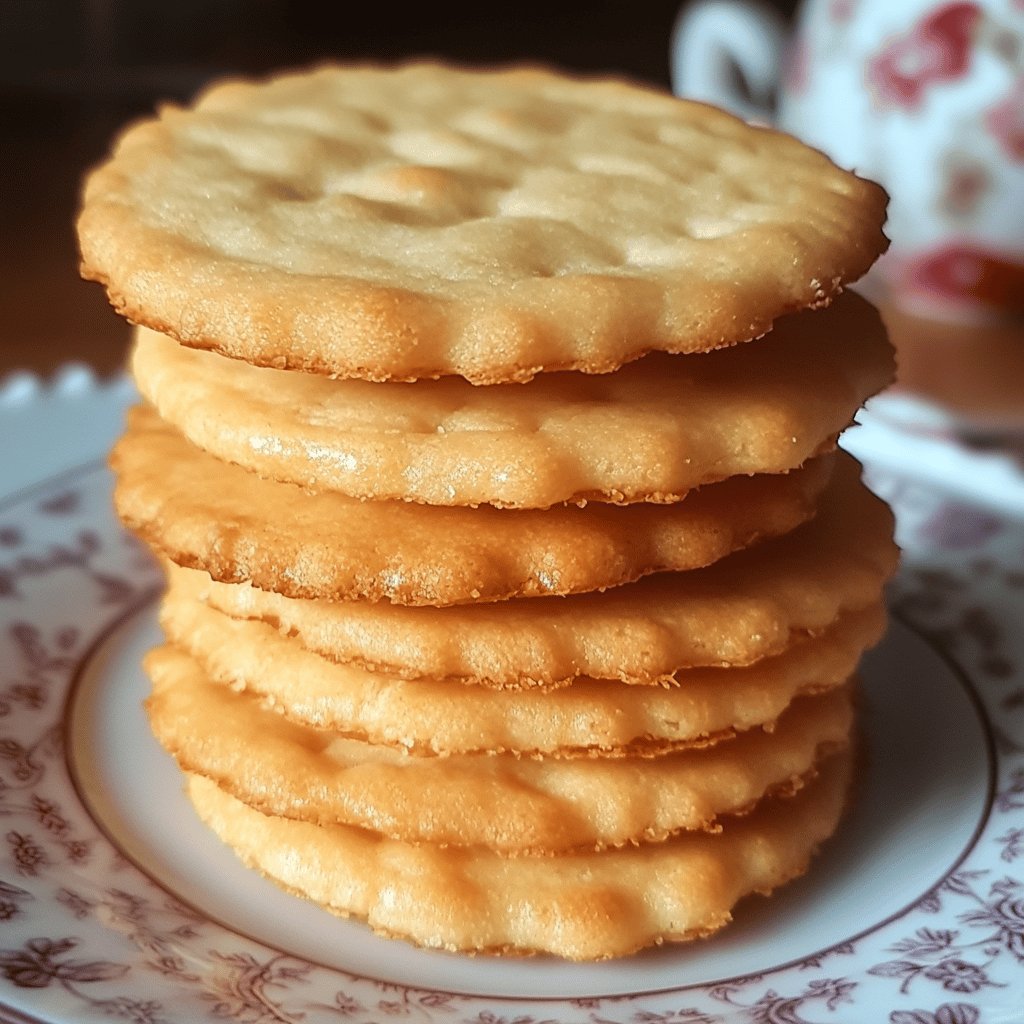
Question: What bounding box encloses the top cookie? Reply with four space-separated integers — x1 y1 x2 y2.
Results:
78 63 888 383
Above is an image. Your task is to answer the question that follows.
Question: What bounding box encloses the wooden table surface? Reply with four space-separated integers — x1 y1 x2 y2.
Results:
2 93 139 379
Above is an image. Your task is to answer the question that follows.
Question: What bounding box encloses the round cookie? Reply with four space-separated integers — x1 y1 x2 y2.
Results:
160 592 883 756
79 63 888 384
149 648 853 853
175 455 897 686
113 406 833 605
186 750 852 959
130 292 893 507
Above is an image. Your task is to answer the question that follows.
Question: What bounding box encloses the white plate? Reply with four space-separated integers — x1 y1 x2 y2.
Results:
2 372 1024 1024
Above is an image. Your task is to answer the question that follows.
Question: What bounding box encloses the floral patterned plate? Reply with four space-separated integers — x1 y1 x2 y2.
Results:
2 372 1024 1024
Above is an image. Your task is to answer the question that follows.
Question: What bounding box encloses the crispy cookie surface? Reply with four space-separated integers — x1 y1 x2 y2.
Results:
114 407 831 604
130 293 893 507
79 63 887 384
149 646 852 853
160 591 883 755
186 751 851 959
175 456 897 686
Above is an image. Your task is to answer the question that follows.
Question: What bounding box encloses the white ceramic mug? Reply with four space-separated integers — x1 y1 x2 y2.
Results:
671 0 1024 324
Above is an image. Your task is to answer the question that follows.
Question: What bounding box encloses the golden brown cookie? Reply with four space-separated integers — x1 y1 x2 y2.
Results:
113 406 833 605
129 291 893 507
79 63 888 384
160 591 883 756
174 455 897 686
186 749 852 959
149 644 853 852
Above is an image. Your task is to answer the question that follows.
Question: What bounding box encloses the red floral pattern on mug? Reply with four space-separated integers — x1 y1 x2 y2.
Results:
906 241 1024 313
867 2 983 109
986 79 1024 161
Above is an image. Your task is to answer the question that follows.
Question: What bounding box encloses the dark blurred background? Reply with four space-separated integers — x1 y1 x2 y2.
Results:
0 0 799 377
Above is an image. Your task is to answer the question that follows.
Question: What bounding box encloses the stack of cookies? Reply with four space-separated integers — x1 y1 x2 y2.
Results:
79 64 898 960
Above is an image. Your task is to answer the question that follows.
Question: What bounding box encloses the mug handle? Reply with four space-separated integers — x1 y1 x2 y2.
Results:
670 0 788 123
